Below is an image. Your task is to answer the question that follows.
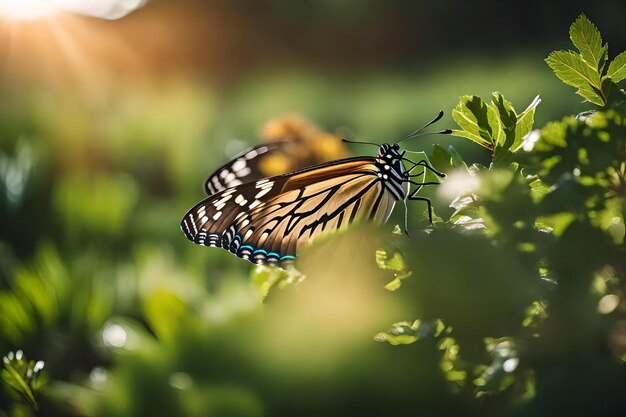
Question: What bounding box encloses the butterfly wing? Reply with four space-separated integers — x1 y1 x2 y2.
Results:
182 158 398 265
204 142 289 195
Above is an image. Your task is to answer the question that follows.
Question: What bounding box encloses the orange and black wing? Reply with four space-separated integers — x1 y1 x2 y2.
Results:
182 158 397 265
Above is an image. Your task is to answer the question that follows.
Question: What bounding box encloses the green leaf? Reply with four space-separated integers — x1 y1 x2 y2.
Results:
1 351 46 410
569 14 607 73
546 50 605 105
606 50 626 82
447 145 469 170
451 95 498 150
430 144 452 172
513 95 541 151
251 265 303 300
490 92 517 149
375 248 412 291
143 289 189 340
374 319 446 345
474 338 518 397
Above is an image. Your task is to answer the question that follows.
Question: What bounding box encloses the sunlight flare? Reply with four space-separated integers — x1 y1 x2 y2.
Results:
0 0 146 21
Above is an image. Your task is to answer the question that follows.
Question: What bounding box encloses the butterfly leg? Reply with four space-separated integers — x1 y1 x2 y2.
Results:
402 198 410 236
406 179 442 187
407 186 434 223
403 159 446 178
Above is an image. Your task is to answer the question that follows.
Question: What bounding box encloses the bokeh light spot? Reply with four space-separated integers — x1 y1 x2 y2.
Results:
598 294 620 314
102 323 127 347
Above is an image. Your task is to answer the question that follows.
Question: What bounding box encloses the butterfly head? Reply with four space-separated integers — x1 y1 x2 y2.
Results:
376 143 406 178
377 143 403 163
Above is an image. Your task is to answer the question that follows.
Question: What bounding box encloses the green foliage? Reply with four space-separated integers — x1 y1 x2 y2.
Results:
1 351 46 413
0 244 114 346
451 93 540 166
375 246 412 291
545 14 626 107
250 265 304 300
375 319 445 345
372 14 626 413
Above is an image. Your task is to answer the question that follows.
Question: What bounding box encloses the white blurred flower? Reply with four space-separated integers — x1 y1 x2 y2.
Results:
521 129 541 152
502 357 519 373
437 169 480 201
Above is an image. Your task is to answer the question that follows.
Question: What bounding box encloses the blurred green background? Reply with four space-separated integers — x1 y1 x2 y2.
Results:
1 1 625 416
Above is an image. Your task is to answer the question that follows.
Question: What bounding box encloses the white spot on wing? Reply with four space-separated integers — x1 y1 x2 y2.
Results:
255 187 272 199
245 150 258 159
236 167 252 178
235 194 248 206
213 212 222 220
215 194 232 205
249 200 261 209
232 159 246 171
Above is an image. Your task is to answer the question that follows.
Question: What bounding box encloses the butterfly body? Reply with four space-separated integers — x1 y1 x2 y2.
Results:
181 143 422 265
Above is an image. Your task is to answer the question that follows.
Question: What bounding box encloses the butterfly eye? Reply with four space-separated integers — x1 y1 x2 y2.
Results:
392 144 400 150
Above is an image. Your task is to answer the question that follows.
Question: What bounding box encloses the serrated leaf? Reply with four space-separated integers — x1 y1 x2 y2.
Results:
451 95 497 150
490 92 517 148
607 50 626 82
513 95 541 151
546 50 604 105
569 14 607 73
485 103 505 147
576 84 606 106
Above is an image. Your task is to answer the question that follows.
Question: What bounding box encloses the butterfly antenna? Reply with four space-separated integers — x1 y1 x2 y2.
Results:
342 138 380 147
394 111 451 144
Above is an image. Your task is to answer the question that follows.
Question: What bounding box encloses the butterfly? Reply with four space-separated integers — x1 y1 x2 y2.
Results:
181 112 450 266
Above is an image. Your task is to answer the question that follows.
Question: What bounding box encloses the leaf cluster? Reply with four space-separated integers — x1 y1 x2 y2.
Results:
1 350 46 413
450 93 540 167
545 14 626 107
375 14 626 412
